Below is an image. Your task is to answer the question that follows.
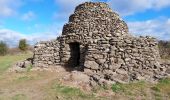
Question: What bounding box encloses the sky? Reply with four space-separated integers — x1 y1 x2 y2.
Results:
0 0 170 47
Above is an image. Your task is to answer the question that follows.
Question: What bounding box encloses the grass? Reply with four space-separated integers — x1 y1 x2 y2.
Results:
111 83 125 92
0 53 170 100
26 65 33 72
15 76 34 82
111 81 146 94
110 79 170 99
11 94 27 100
48 82 95 100
0 52 32 74
152 78 170 99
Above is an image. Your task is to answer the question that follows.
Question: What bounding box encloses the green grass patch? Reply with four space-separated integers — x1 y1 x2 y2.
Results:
152 78 170 99
111 83 125 92
52 83 86 96
26 65 33 72
50 83 95 100
0 53 32 74
151 86 161 92
159 78 170 84
16 76 33 81
154 78 170 91
111 81 147 98
11 94 27 100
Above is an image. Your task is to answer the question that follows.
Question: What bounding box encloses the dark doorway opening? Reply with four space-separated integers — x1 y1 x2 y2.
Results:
69 42 80 67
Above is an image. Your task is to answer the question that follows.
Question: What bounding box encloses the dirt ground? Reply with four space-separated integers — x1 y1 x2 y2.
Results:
0 66 170 100
0 66 116 100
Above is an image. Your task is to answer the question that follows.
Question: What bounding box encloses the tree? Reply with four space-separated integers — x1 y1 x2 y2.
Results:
0 41 8 56
18 39 28 51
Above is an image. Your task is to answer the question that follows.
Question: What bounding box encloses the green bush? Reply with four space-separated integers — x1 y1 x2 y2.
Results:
18 39 28 51
0 41 8 56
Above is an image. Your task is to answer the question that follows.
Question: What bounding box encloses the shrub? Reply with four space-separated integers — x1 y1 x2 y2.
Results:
158 40 170 59
158 40 170 48
0 41 8 56
18 39 28 51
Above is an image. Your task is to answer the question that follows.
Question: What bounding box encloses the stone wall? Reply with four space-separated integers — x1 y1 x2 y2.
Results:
32 2 170 85
33 40 60 67
84 35 164 84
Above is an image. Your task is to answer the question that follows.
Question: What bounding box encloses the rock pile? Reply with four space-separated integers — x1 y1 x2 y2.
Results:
9 58 33 72
32 2 170 85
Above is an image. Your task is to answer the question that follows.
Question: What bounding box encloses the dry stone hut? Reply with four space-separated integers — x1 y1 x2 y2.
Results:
33 2 170 84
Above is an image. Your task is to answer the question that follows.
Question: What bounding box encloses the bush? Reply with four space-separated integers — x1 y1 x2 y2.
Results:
0 41 8 56
158 40 170 48
158 40 170 59
18 39 28 51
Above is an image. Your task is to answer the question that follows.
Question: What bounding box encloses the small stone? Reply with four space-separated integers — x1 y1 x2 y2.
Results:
116 69 127 75
84 61 99 70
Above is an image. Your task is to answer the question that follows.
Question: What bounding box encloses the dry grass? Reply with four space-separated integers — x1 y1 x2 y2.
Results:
0 53 170 100
0 71 170 100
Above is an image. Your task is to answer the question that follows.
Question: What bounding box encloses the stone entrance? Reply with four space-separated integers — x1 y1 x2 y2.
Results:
69 42 80 67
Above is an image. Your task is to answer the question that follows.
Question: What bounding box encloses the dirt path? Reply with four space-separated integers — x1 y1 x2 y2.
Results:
0 66 97 100
0 67 69 100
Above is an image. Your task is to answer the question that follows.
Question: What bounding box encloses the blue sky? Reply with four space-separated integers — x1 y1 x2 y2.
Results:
0 0 170 47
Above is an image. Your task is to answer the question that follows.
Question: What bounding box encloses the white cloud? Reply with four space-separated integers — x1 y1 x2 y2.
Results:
21 11 36 21
54 0 170 20
0 29 25 47
26 32 58 46
1 17 169 48
53 0 170 20
0 29 58 47
0 0 22 17
128 17 170 40
154 0 170 9
107 0 170 16
54 0 90 21
55 0 90 11
0 0 169 47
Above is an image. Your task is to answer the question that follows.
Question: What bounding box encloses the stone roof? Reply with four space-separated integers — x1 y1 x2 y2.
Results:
62 2 128 37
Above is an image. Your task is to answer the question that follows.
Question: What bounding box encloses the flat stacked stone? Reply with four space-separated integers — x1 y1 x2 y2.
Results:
33 39 60 67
